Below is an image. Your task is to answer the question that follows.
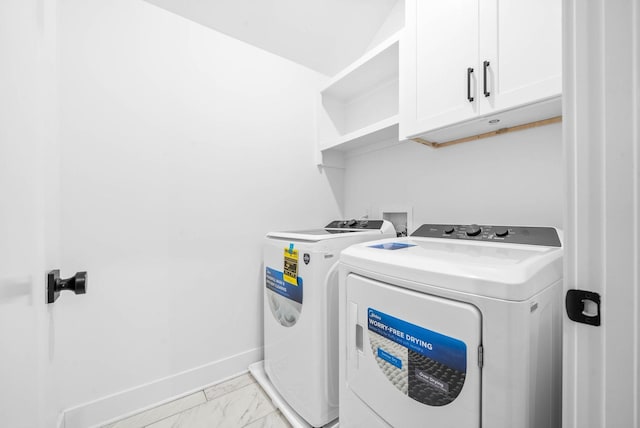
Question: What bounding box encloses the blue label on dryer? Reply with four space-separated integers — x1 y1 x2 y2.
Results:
368 242 416 250
265 267 303 304
368 308 466 372
377 348 402 368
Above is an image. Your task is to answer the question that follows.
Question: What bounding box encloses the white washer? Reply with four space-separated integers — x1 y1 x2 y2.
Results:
338 224 563 428
257 219 396 427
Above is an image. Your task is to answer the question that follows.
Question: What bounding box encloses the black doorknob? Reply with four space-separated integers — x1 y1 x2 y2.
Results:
47 270 88 304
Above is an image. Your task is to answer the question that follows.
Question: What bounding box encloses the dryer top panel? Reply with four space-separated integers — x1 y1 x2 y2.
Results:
340 230 563 301
411 224 561 247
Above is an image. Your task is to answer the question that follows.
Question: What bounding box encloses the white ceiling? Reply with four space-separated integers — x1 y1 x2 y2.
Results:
143 0 399 76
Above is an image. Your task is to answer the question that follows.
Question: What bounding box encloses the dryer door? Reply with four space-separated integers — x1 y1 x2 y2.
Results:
345 273 482 428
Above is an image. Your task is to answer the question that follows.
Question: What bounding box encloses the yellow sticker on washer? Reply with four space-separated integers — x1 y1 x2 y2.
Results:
283 248 299 286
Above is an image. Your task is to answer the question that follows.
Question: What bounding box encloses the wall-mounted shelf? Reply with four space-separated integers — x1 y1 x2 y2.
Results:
317 32 401 166
321 32 400 101
318 115 398 152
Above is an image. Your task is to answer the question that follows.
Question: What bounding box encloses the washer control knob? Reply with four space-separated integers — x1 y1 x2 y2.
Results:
358 219 369 227
466 224 482 237
444 226 455 234
495 227 509 237
347 219 357 227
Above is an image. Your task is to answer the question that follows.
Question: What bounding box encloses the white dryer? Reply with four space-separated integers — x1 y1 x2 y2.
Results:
257 219 396 427
338 224 563 428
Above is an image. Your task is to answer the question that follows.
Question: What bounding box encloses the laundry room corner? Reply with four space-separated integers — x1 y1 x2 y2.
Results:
343 122 563 231
7 0 640 426
46 0 343 426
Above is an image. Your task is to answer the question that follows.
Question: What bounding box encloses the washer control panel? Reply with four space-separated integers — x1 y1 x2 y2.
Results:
325 219 385 230
411 224 561 247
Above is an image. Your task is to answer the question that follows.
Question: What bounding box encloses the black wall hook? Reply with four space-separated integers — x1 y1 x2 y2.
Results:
47 270 87 304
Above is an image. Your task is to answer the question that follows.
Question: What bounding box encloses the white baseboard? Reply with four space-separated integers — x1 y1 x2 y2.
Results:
62 347 263 428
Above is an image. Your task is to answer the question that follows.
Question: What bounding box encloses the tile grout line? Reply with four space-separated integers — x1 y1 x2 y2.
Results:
241 409 286 428
106 390 207 428
141 410 180 428
140 389 208 428
145 381 276 428
140 392 211 428
204 374 258 401
246 384 283 427
111 374 264 428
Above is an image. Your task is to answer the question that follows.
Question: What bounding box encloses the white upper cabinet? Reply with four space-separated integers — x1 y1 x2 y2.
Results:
401 0 562 144
405 0 479 133
479 0 562 113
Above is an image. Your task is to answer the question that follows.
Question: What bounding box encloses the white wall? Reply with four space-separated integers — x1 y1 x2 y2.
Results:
51 1 342 425
143 0 399 76
366 0 405 50
0 1 59 427
1 1 562 426
344 123 563 231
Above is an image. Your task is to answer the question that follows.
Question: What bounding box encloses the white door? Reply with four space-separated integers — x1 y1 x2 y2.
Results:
401 0 479 138
563 0 640 427
345 274 482 428
0 1 57 426
479 0 562 114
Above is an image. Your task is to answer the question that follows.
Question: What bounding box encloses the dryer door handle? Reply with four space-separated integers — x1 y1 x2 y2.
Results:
348 301 360 369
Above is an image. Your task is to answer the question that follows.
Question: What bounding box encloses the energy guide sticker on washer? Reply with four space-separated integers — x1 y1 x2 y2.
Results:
367 308 467 406
265 249 303 328
283 247 299 285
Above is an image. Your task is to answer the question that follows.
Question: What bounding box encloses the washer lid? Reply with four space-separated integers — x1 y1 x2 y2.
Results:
267 228 385 242
266 220 395 242
340 236 563 301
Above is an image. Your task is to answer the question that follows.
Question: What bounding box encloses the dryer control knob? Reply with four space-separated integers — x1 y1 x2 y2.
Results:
495 227 509 237
466 224 482 236
347 219 357 227
444 226 455 234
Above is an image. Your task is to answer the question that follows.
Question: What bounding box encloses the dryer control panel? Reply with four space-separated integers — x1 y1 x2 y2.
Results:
325 219 385 230
411 224 561 247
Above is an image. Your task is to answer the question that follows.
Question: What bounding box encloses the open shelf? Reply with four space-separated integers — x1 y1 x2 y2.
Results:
321 32 400 101
317 31 401 163
318 115 399 152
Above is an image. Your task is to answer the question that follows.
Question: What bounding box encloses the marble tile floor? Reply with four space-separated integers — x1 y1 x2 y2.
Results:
102 372 292 428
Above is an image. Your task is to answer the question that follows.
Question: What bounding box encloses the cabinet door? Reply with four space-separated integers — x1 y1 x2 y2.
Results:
401 0 479 139
478 0 561 114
